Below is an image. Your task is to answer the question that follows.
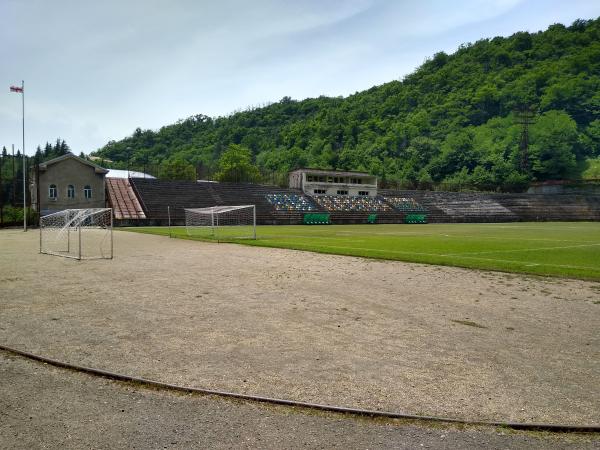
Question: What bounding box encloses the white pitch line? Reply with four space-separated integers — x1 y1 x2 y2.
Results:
286 244 599 271
443 235 600 244
444 242 600 257
349 230 600 244
446 255 600 271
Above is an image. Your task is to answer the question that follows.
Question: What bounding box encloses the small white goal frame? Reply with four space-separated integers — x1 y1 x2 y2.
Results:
185 205 256 240
39 208 113 260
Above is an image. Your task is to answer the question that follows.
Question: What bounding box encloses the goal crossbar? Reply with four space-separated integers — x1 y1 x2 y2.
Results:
185 204 256 240
185 205 255 215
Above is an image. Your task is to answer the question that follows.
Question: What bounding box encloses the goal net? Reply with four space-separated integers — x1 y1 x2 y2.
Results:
40 208 113 260
185 205 256 240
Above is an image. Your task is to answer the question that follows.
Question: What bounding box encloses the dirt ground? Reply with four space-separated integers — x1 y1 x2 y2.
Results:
0 229 598 425
3 353 596 450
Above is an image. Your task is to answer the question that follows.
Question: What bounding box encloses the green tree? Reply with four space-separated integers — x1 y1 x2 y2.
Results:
55 138 70 156
159 158 196 181
43 142 52 158
34 146 43 164
585 120 600 157
529 111 578 180
215 144 260 182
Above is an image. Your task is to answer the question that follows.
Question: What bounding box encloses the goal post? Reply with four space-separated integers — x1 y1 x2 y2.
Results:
185 205 256 240
40 208 113 260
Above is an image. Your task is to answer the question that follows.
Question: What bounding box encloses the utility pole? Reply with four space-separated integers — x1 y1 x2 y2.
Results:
10 81 26 231
21 81 26 231
36 161 40 227
12 144 15 204
23 150 27 232
515 105 535 173
0 149 3 226
126 147 131 178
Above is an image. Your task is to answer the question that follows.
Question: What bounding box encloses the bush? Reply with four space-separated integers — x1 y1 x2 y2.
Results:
0 206 38 225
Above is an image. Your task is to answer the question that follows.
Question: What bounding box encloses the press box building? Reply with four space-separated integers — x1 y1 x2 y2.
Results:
288 168 378 197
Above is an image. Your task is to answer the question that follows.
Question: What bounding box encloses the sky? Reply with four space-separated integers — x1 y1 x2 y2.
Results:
1 0 599 156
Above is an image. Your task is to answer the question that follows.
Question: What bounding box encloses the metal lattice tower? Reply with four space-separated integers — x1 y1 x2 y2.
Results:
515 105 536 173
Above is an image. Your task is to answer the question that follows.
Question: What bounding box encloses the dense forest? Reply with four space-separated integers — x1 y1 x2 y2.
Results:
92 18 600 191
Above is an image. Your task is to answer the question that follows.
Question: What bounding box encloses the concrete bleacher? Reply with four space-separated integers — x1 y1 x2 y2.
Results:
312 195 392 212
494 193 600 222
106 178 146 221
379 189 600 223
129 178 316 225
116 179 600 226
382 196 426 212
266 193 317 212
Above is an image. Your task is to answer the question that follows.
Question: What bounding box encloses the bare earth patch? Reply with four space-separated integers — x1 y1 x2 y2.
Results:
0 229 598 424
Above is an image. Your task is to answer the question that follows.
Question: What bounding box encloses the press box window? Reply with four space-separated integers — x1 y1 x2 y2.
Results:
337 190 348 195
358 191 369 196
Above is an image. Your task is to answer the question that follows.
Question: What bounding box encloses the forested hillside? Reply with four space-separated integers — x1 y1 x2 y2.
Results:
92 18 600 191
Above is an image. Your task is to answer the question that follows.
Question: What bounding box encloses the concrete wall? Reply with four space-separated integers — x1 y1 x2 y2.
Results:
527 183 600 195
304 182 377 196
34 158 106 214
288 172 303 190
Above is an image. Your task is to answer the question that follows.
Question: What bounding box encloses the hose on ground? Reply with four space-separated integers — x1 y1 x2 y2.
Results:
1 344 597 433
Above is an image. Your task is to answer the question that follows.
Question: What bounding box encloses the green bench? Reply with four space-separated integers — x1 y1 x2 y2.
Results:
303 213 331 225
404 213 428 224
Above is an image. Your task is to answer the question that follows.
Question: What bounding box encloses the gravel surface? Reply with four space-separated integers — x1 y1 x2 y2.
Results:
1 352 598 449
0 229 599 425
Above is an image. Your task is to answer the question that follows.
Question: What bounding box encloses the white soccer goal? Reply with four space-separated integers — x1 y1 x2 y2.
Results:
185 205 256 240
40 208 113 260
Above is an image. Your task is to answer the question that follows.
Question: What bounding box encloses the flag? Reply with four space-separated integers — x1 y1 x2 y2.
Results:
10 85 23 93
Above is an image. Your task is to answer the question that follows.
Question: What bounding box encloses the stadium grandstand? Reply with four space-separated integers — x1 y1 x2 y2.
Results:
103 168 600 226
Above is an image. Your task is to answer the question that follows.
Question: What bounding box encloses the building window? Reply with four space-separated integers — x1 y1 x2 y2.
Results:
307 175 313 182
337 190 348 195
327 177 333 183
84 185 92 199
48 184 57 199
314 189 326 194
67 185 75 199
358 191 369 196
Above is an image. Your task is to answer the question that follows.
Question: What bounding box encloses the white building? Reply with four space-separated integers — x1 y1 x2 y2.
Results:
289 169 378 197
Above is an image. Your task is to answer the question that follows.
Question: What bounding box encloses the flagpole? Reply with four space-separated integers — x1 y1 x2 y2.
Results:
9 81 27 231
22 80 26 232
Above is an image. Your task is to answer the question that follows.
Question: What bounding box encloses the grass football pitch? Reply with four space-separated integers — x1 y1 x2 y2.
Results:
123 222 600 281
